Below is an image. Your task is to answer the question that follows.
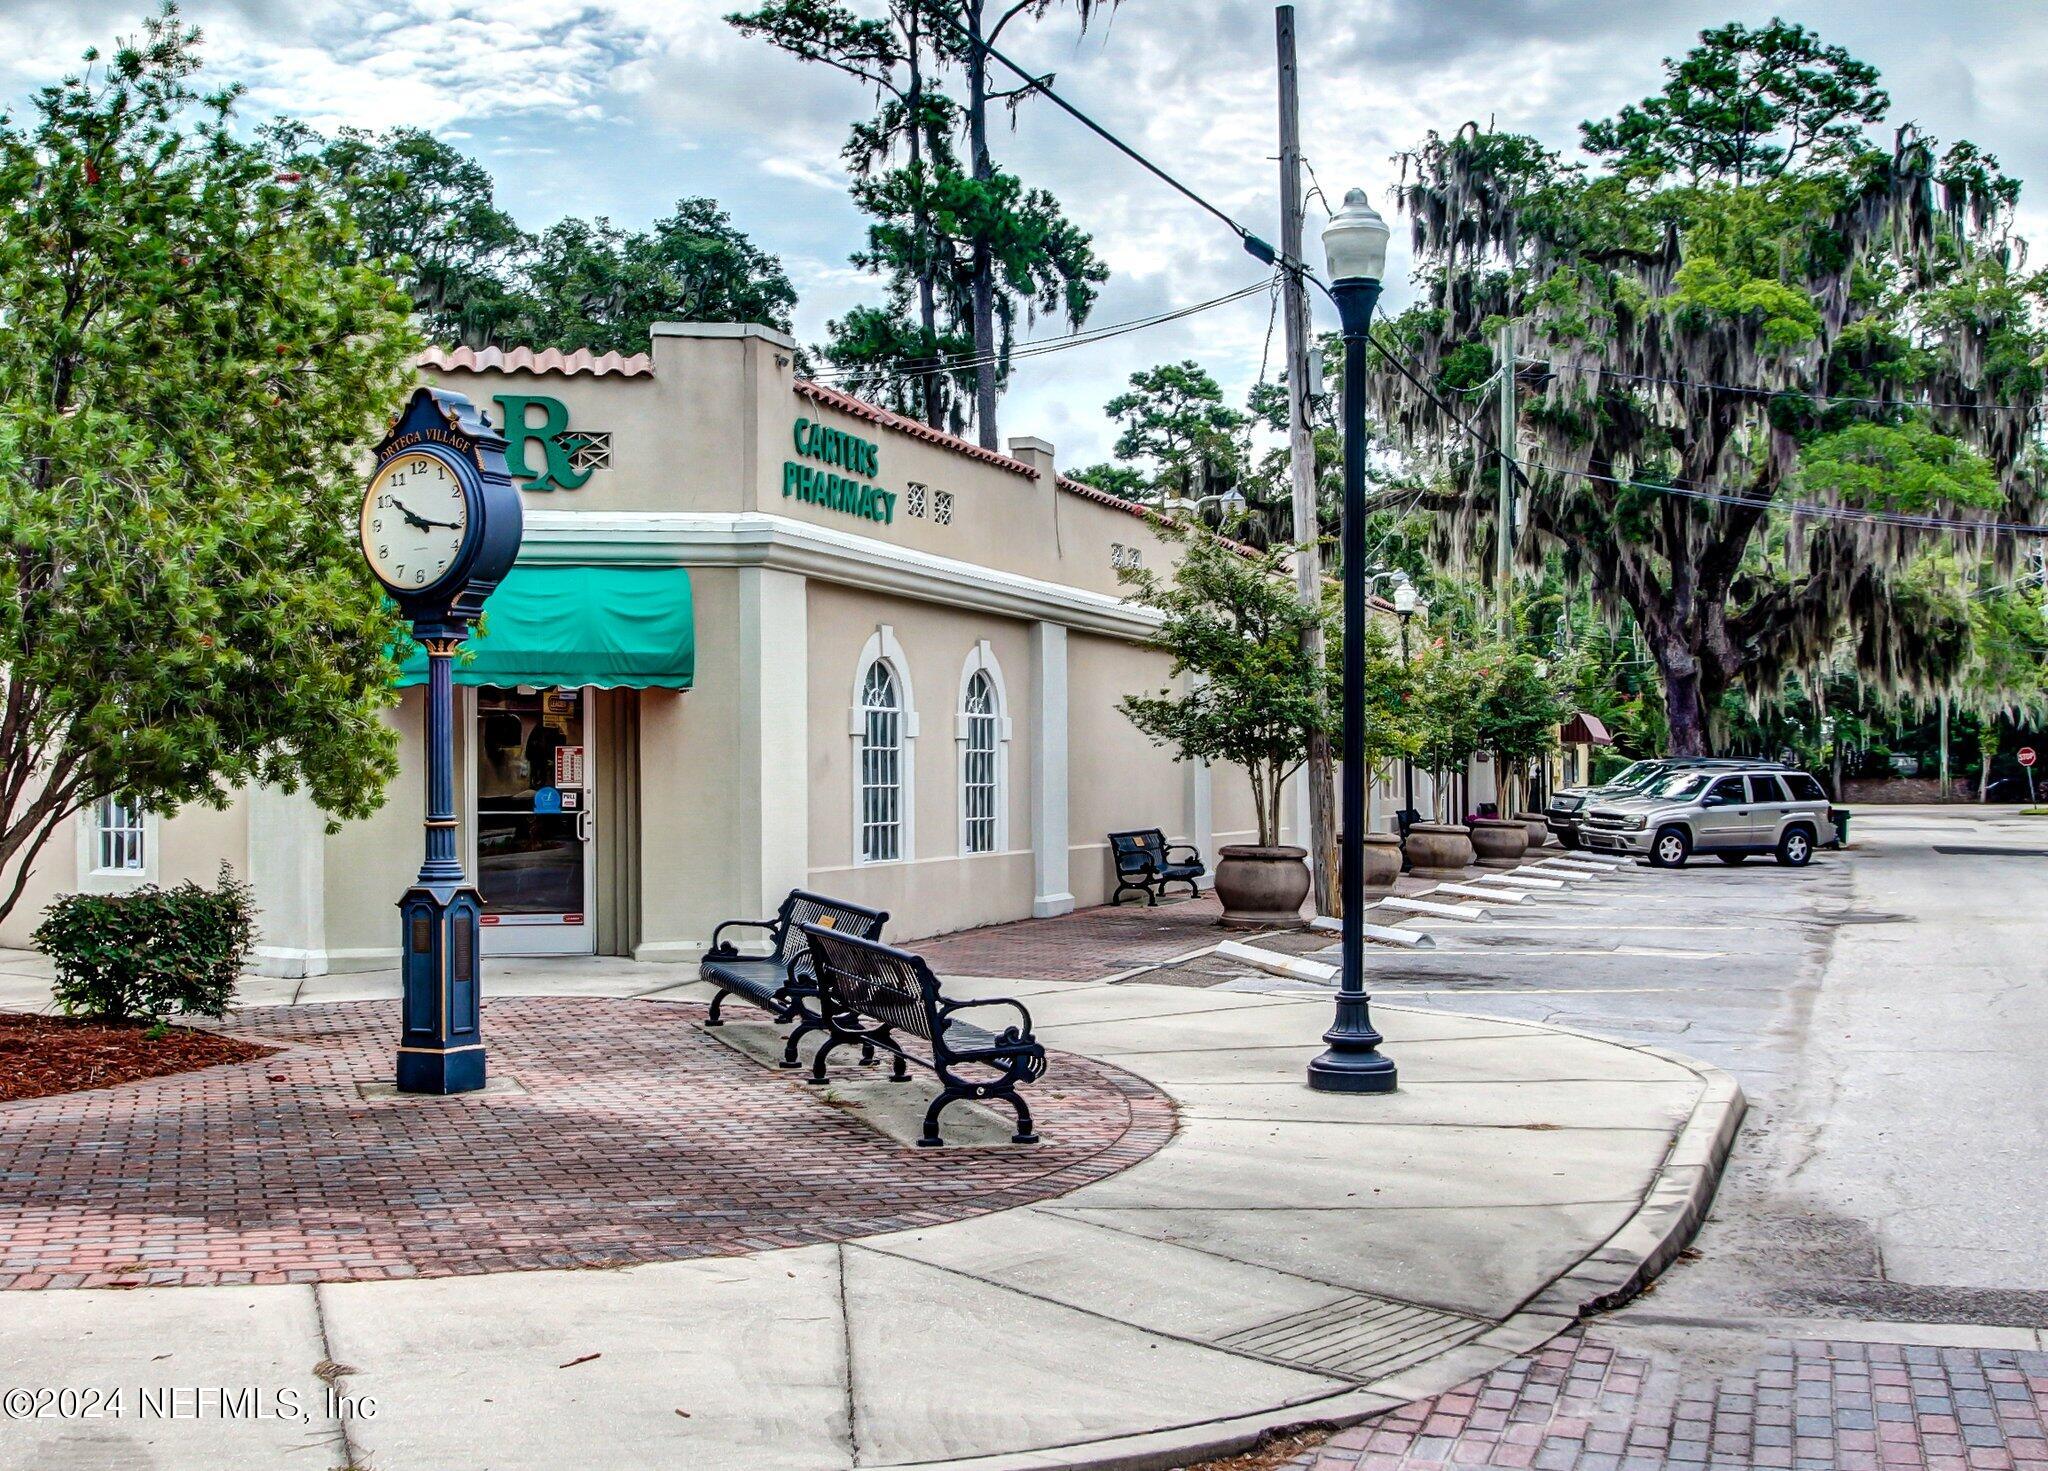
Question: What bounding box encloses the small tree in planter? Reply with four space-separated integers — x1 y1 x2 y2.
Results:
1119 533 1331 924
1409 639 1492 824
1325 608 1421 850
1478 653 1567 819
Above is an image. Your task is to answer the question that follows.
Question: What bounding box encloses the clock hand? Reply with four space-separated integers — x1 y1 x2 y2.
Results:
389 497 461 532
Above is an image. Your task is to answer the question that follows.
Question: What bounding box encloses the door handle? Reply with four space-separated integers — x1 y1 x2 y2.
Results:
576 810 592 843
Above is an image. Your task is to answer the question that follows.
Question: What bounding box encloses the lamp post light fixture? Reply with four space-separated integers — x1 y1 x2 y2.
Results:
1307 188 1398 1096
1163 487 1249 518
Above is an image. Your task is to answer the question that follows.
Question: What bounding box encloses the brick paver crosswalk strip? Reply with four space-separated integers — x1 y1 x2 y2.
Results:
1288 1328 2048 1470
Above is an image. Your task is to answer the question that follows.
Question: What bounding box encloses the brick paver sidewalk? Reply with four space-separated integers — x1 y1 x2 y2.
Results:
1285 1327 2048 1470
919 893 1232 981
0 997 1171 1289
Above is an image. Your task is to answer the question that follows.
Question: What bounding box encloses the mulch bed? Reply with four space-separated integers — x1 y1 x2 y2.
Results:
0 1013 274 1103
1177 1426 1337 1471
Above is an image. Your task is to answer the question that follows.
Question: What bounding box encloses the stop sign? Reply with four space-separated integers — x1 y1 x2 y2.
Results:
2021 747 2038 768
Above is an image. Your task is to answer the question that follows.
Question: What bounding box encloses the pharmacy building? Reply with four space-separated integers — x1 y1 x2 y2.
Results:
13 324 1313 974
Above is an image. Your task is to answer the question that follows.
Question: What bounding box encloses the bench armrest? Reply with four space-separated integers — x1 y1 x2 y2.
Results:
1165 843 1203 864
707 917 777 959
939 995 1036 1039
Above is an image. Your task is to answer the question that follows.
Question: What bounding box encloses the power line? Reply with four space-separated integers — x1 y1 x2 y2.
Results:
912 9 2044 537
925 10 1302 278
1368 332 1530 487
1534 358 2041 415
1521 457 2048 537
806 281 1271 386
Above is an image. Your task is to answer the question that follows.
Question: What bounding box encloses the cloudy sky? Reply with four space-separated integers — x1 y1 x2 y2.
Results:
7 0 2048 465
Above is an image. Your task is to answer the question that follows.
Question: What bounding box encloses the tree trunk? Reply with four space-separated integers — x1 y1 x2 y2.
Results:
905 36 942 430
964 4 1000 450
1656 644 1711 757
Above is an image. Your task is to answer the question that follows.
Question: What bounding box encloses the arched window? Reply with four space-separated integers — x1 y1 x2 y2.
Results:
859 661 903 863
961 672 998 853
955 641 1011 855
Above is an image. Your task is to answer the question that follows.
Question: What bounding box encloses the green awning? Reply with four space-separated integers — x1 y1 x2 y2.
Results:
397 566 694 689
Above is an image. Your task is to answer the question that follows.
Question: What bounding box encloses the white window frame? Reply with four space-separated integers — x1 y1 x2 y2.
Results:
850 625 918 864
955 641 1012 855
76 795 158 892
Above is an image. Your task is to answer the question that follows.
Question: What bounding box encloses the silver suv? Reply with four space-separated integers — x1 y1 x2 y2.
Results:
1546 757 1765 849
1578 768 1838 868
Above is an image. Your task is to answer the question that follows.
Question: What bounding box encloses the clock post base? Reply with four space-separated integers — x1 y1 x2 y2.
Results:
395 881 488 1096
397 1044 487 1095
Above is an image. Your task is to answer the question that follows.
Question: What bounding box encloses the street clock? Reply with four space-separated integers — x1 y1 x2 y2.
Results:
363 387 524 1095
362 388 522 632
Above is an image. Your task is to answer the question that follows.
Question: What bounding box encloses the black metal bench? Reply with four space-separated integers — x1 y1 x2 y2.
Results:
1108 827 1205 906
798 923 1046 1147
700 890 889 1067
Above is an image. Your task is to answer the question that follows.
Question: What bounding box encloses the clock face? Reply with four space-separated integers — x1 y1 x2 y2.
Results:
362 451 471 592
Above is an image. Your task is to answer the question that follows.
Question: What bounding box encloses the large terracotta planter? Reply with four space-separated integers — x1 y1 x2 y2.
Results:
1470 817 1531 869
1357 832 1403 891
1516 811 1550 850
1403 822 1474 879
1214 844 1311 928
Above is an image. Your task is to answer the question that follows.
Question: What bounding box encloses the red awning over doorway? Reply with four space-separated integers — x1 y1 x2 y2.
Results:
1559 712 1614 746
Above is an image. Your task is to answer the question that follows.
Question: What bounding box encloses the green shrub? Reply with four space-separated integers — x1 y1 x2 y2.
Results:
1590 751 1635 784
33 864 256 1023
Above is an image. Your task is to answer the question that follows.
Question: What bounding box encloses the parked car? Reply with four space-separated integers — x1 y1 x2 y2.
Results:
1545 757 1774 850
1577 768 1838 868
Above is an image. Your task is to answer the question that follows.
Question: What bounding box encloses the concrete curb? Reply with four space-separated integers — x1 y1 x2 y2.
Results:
1309 915 1436 949
1522 1039 1747 1318
1432 882 1529 904
1214 939 1335 983
1373 895 1490 921
911 1014 1749 1471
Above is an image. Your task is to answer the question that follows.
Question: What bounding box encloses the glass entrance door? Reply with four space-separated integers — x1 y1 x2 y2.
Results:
474 686 595 956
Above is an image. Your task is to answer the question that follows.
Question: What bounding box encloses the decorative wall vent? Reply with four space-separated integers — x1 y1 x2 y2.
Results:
554 429 612 474
933 490 954 526
1111 542 1142 571
906 482 928 519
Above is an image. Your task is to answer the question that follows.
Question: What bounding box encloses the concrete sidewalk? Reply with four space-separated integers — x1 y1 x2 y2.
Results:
0 953 1740 1471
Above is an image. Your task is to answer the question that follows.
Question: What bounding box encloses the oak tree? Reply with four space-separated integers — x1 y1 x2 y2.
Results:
1375 21 2047 754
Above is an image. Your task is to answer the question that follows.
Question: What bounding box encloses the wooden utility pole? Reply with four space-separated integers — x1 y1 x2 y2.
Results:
1496 320 1516 639
1276 5 1337 917
1939 690 1951 800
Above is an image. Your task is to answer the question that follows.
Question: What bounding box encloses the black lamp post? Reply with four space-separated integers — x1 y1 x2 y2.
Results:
1307 189 1398 1095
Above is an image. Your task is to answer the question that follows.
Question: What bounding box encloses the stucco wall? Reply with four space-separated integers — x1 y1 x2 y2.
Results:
1065 632 1190 907
0 792 251 952
0 326 1354 971
426 336 754 516
635 568 750 956
803 579 1036 941
320 693 426 967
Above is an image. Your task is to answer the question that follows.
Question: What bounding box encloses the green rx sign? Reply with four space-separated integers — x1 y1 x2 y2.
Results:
494 394 592 492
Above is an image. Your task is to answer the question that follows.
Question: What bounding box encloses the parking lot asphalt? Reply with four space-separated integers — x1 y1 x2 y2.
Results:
1254 806 2048 1471
1348 806 2048 1334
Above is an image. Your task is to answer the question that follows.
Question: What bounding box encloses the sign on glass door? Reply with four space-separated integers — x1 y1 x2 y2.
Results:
474 686 594 955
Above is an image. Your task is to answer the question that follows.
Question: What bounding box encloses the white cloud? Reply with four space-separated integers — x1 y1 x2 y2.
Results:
761 156 849 191
8 0 2048 463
